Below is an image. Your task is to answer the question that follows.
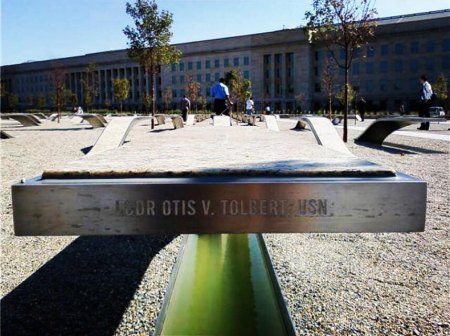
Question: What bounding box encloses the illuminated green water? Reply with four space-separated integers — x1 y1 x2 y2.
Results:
157 234 291 336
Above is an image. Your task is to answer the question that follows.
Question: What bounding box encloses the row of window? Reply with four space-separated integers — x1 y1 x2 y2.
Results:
314 56 450 76
171 56 251 72
315 38 450 60
171 71 250 85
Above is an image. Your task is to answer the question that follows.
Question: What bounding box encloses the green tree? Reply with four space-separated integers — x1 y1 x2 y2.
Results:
305 0 377 142
336 83 356 109
81 63 98 112
65 90 77 111
7 94 19 111
433 74 448 109
162 86 173 111
123 0 182 127
36 94 46 110
113 78 130 113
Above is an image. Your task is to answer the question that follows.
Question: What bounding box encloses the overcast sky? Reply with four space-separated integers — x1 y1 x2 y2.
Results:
1 0 449 65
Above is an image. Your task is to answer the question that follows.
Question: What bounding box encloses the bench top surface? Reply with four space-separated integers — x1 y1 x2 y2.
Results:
43 123 394 178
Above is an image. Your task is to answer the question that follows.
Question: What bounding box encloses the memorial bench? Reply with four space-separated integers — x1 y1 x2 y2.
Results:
1 113 41 127
87 116 151 156
78 114 108 128
355 116 447 145
11 125 426 334
1 130 14 139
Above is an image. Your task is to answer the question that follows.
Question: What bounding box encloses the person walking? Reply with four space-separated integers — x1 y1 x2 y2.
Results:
418 75 433 130
245 96 254 115
210 78 232 115
180 95 191 122
357 97 366 121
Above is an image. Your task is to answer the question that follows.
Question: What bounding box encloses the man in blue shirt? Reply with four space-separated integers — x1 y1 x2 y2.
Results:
210 78 233 115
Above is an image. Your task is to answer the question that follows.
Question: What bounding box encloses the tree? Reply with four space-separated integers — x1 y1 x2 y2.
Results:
65 90 77 111
112 78 130 113
81 63 99 112
7 94 19 111
433 74 448 109
186 75 200 111
224 68 251 112
295 92 306 113
36 94 46 110
162 86 173 111
196 95 207 111
123 0 182 128
49 61 67 122
336 83 356 109
305 0 377 142
322 56 337 119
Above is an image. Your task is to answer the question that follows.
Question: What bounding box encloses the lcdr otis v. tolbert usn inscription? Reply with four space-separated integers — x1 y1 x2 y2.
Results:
115 199 331 217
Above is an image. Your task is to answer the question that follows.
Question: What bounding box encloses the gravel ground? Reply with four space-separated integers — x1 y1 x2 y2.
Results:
1 117 449 335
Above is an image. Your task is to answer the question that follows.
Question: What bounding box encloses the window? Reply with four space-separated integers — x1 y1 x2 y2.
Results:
244 56 250 66
443 56 450 69
179 62 185 71
172 89 177 98
395 43 404 55
364 80 374 92
179 75 185 83
315 51 320 61
206 60 211 69
233 57 239 66
214 59 220 68
214 73 220 81
172 75 176 85
197 74 202 82
443 38 450 52
393 81 402 91
243 71 249 79
188 62 193 70
426 59 434 72
197 61 202 70
367 46 375 58
410 59 419 72
426 40 435 52
365 62 374 74
380 61 388 73
314 66 319 76
314 83 321 92
205 73 211 82
394 60 403 73
381 44 389 56
410 41 419 54
224 58 230 67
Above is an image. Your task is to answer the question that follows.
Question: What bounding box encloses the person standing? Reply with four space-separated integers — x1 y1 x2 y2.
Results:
357 97 366 121
418 75 433 130
210 78 232 115
245 96 254 115
180 95 191 122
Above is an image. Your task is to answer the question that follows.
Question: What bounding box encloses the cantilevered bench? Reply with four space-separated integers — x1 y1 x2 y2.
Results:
87 116 151 156
11 125 426 335
79 114 108 128
1 113 41 127
1 130 14 139
302 116 355 157
355 116 447 145
265 115 280 131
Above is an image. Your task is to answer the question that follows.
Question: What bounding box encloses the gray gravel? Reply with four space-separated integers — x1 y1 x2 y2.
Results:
1 117 449 335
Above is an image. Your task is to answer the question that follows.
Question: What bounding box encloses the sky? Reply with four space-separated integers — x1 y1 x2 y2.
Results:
1 0 449 66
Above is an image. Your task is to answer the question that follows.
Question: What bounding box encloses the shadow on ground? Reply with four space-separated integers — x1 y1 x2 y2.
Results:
354 141 447 154
1 235 176 336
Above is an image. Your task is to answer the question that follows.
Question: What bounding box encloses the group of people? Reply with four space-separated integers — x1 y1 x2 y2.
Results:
181 75 437 129
180 77 269 121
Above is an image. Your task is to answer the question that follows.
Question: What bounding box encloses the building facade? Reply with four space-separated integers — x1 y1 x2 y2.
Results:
1 10 449 113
